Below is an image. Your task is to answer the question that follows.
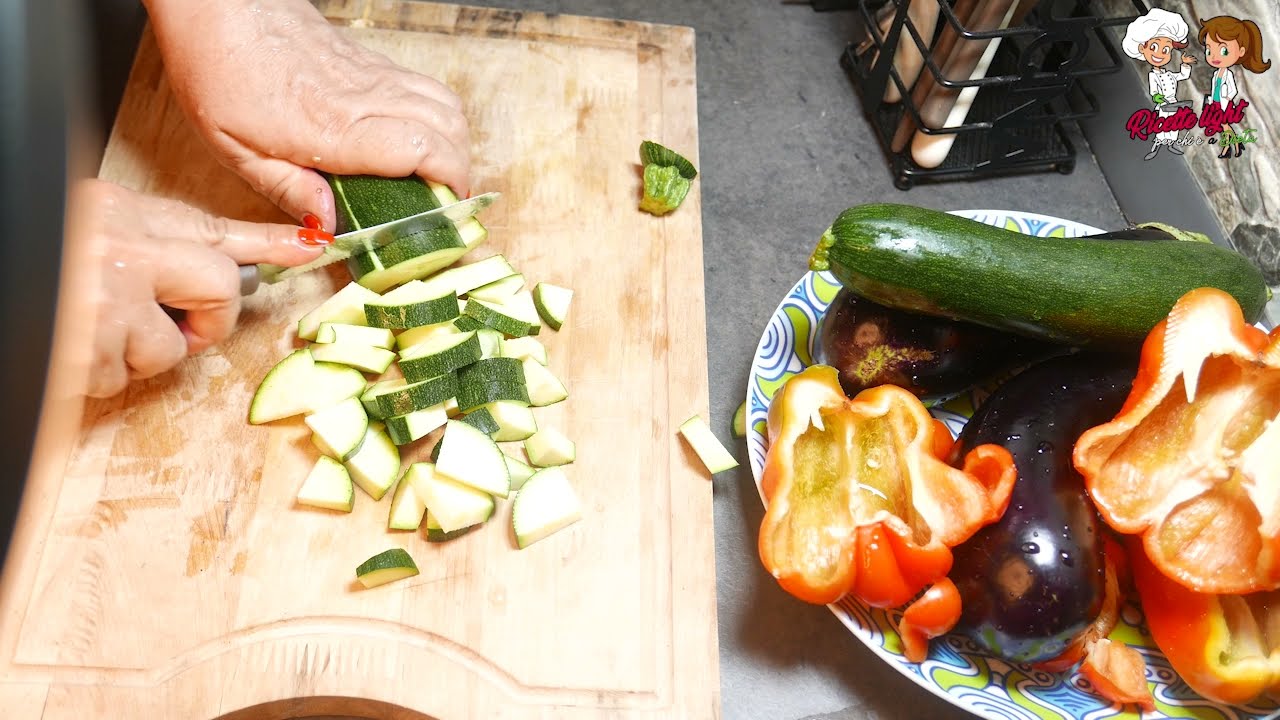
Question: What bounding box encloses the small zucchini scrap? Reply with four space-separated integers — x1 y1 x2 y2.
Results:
679 414 738 475
639 140 698 216
355 548 419 589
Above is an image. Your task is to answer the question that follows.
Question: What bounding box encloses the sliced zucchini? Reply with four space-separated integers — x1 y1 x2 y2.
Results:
428 182 489 250
364 288 460 330
522 358 568 407
524 427 575 467
296 455 355 512
434 419 511 497
532 282 573 331
457 379 530 413
463 297 540 337
329 174 442 232
425 510 483 542
355 548 419 589
679 415 739 474
468 273 525 303
732 401 747 438
348 227 469 294
453 315 486 332
504 452 536 492
248 349 366 425
459 357 525 385
396 320 460 352
477 329 504 359
398 331 482 383
314 322 395 349
460 407 501 435
500 336 549 365
309 342 397 374
304 396 369 461
387 473 428 530
512 467 582 549
481 400 538 442
418 254 515 299
297 282 380 341
360 374 458 420
384 402 449 446
344 425 401 500
408 462 497 533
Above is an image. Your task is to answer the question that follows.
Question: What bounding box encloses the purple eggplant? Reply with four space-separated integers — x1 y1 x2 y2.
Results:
947 351 1139 664
815 287 1055 402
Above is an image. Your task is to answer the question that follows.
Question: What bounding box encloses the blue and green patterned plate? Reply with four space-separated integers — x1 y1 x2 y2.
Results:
744 210 1280 720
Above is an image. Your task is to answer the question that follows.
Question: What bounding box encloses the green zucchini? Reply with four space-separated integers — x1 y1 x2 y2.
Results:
361 374 459 419
398 331 482 383
809 204 1272 348
364 288 460 330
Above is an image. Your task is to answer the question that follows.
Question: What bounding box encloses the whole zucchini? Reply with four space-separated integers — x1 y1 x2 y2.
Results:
809 204 1271 348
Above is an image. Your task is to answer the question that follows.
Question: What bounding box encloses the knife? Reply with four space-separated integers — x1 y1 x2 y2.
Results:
236 191 501 296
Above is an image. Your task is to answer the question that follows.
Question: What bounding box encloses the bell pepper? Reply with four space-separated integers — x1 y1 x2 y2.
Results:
1129 537 1280 705
1074 287 1280 595
757 365 1017 660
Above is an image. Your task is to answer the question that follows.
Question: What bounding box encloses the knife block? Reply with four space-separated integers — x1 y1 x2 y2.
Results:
842 0 1147 189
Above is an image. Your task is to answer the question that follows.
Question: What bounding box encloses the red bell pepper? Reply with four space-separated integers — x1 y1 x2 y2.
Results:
1074 287 1280 595
757 365 1017 660
1129 538 1280 705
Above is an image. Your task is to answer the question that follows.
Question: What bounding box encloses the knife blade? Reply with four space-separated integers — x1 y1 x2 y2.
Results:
240 191 501 294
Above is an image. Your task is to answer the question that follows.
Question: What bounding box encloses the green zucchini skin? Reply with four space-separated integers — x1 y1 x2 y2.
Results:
810 204 1271 348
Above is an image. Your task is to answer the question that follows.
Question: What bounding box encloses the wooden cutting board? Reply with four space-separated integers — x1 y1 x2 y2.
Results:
0 2 719 718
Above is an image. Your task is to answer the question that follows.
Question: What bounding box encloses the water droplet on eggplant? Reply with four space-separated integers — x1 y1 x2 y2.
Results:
1020 542 1040 555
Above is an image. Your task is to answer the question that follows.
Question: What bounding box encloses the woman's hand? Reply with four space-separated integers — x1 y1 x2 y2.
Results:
141 0 471 232
70 179 333 398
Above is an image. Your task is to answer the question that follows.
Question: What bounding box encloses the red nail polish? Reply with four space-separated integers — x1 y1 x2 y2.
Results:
298 228 335 246
302 213 323 231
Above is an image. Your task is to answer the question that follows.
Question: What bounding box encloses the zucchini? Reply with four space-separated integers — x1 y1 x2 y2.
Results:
409 463 496 533
427 181 489 250
479 400 538 442
460 406 501 435
457 379 530 413
678 415 738 474
396 320 461 352
504 452 536 491
387 472 428 530
454 315 486 332
398 331 482 383
344 425 401 500
360 374 459 419
297 282 380 341
347 227 469 294
476 329 504 359
640 140 698 180
458 357 525 385
364 288 460 330
511 467 582 549
809 204 1272 348
384 403 449 446
522 358 568 407
296 455 355 512
524 427 575 467
315 322 395 350
425 510 482 542
468 274 525 302
434 419 511 497
417 254 515 299
355 548 419 589
732 401 747 438
328 174 446 233
463 297 540 337
248 349 367 425
532 282 573 331
309 342 397 374
501 337 548 365
304 396 369 461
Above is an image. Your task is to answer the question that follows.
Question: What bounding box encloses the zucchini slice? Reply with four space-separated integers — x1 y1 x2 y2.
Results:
732 401 747 438
364 288 460 330
532 282 573 331
524 427 575 467
296 455 356 512
297 282 380 341
434 419 511 497
384 402 450 446
396 320 461 353
347 227 469 294
500 337 549 365
468 274 525 303
457 379 530 413
344 425 402 500
640 140 698 180
355 548 419 589
387 472 428 530
329 174 443 232
463 296 541 337
304 396 370 461
504 452 536 492
428 182 489 250
511 467 583 549
454 315 486 332
425 510 483 542
522 358 568 407
418 254 515 299
309 342 397 374
476 329 504 359
409 462 497 533
481 400 538 442
679 415 739 474
248 349 366 425
460 406 501 435
398 331 482 383
361 374 459 420
314 322 395 349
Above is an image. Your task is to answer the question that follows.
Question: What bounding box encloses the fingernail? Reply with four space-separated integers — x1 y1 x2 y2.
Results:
297 228 335 246
302 213 324 231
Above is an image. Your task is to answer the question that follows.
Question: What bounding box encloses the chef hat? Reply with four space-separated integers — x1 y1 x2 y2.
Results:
1122 8 1190 58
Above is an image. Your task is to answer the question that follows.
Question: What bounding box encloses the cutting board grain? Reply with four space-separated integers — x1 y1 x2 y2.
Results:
0 2 720 718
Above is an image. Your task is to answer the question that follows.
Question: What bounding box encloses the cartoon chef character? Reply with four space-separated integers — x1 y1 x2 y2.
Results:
1123 8 1198 160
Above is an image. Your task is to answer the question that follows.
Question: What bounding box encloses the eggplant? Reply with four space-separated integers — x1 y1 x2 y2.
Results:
948 351 1139 664
815 287 1055 402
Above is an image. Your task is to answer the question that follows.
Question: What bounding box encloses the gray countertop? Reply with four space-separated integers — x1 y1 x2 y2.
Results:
92 2 1130 718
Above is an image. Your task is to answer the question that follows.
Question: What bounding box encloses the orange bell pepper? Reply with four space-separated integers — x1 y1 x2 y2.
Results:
1129 538 1280 706
1074 287 1280 595
757 365 1017 659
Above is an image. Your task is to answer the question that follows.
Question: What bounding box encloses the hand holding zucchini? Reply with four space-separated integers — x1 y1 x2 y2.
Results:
809 203 1270 348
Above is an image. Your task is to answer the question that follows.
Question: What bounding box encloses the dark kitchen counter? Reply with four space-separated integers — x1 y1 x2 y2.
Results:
89 2 1130 718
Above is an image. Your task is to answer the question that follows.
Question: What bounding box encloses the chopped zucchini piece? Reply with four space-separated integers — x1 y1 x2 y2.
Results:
511 467 582 549
468 273 525 302
500 337 549 365
524 427 575 467
364 288 460 330
679 414 739 474
454 315 486 332
640 140 698 179
732 401 747 438
309 342 397 374
434 420 511 497
480 400 538 442
355 548 419 588
344 425 401 500
304 396 369 461
297 282 381 341
504 452 536 492
384 402 449 446
314 322 395 349
398 331 482 383
360 374 458 420
347 227 469 294
387 472 428 530
476 328 504 359
409 462 497 533
522 358 568 407
532 282 573 331
396 320 461 352
248 349 366 425
460 406 501 435
425 510 483 542
639 164 690 217
418 254 515 299
463 297 540 337
296 455 355 512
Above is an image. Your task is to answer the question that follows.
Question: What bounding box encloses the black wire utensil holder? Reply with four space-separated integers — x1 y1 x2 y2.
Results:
842 0 1148 190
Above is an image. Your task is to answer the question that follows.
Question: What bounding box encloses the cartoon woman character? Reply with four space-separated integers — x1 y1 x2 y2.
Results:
1200 15 1272 159
1123 8 1198 160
